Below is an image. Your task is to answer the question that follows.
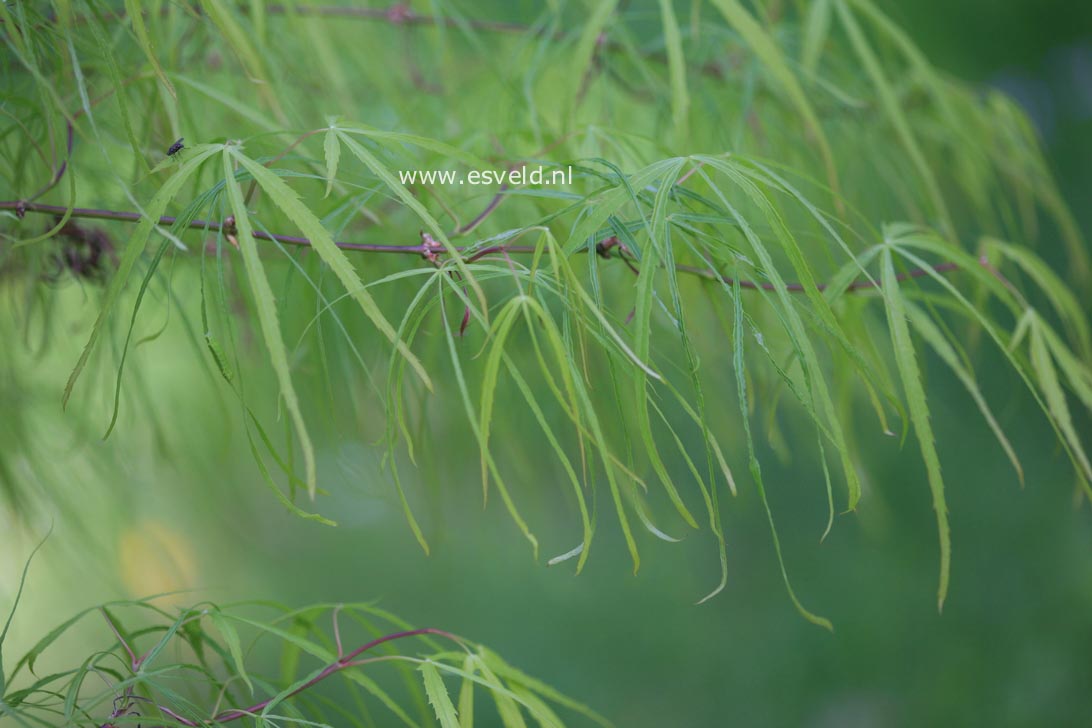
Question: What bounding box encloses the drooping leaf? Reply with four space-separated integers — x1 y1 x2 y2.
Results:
64 145 220 408
223 149 318 497
879 247 950 611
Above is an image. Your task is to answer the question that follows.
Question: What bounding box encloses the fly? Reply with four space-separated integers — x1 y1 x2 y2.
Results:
166 138 184 156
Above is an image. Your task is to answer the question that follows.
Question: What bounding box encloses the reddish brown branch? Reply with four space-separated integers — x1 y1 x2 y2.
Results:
2 202 968 293
27 121 73 203
148 626 463 726
100 608 140 672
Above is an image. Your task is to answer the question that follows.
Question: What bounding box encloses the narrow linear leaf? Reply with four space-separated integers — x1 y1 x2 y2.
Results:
457 655 475 728
1029 317 1092 485
880 248 950 611
124 0 176 97
708 0 841 200
658 0 689 139
64 145 220 408
223 150 318 497
323 128 341 199
209 608 254 695
905 302 1023 486
420 661 459 728
231 150 432 391
835 0 951 230
730 277 832 631
1 527 52 696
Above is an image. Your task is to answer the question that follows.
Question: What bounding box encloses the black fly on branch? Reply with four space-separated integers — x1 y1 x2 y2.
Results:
166 137 184 156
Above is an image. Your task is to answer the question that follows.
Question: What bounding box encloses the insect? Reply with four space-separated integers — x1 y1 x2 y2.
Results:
166 137 185 156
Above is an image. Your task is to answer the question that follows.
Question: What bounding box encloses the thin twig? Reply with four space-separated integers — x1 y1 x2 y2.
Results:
99 608 139 672
127 625 462 726
454 132 577 236
206 628 462 725
2 201 968 293
27 120 73 203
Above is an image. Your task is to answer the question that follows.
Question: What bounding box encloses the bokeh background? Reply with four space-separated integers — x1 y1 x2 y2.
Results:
2 1 1091 726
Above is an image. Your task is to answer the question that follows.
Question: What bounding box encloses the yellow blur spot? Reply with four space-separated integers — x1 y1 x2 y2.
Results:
117 520 199 603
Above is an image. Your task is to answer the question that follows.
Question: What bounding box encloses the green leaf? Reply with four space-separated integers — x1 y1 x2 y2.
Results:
630 159 699 529
880 247 950 611
199 0 282 118
439 283 538 559
658 0 689 140
457 655 476 728
338 124 489 169
984 238 1092 358
477 292 593 571
510 685 564 728
729 273 833 631
223 149 318 497
835 0 951 231
103 236 173 439
481 647 611 727
562 158 681 256
801 0 833 73
420 661 459 728
476 659 527 728
209 608 254 695
698 155 865 510
335 130 486 315
905 301 1023 486
231 149 432 392
570 0 619 101
1 528 52 697
323 127 341 199
84 6 148 172
124 0 176 97
64 145 220 408
1029 316 1092 485
708 0 841 201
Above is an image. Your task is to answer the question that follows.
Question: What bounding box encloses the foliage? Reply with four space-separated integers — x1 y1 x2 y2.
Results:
1 0 1090 697
0 562 605 726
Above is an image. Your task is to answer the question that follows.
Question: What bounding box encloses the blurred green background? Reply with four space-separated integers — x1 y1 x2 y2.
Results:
3 1 1091 726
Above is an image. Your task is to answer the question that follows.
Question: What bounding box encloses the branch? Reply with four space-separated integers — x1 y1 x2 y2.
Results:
2 201 430 255
150 627 464 726
99 608 139 672
2 201 969 293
